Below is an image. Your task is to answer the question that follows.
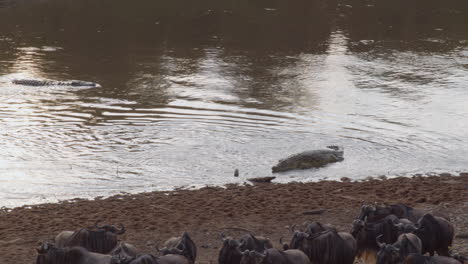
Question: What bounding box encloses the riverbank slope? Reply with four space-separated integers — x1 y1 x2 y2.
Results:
0 173 467 263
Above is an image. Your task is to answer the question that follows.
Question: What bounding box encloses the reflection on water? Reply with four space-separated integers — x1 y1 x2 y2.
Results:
0 0 467 207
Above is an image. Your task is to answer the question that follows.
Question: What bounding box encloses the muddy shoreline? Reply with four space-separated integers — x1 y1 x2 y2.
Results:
0 173 467 263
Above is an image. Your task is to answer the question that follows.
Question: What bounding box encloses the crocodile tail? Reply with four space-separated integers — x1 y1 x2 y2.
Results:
327 145 343 152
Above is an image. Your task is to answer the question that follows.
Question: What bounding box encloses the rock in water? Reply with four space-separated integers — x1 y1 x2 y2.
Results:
272 145 344 173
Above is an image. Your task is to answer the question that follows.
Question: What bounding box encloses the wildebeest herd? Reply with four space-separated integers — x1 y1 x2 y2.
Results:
36 204 466 264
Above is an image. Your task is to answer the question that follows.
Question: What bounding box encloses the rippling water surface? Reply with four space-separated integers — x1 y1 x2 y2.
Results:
1 0 467 207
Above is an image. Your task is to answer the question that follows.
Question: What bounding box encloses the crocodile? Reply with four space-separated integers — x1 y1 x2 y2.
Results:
272 145 344 173
12 78 100 87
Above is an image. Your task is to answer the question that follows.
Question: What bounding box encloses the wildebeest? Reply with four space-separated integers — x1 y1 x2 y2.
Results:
160 232 197 264
120 254 190 264
404 253 462 264
54 222 126 254
357 204 425 223
220 228 273 251
219 238 243 264
36 242 114 264
376 233 422 264
218 231 273 264
412 214 454 256
285 229 356 264
109 242 138 259
351 215 401 264
240 248 310 264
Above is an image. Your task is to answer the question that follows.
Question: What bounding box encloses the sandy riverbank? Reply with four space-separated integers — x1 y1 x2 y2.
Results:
0 173 467 263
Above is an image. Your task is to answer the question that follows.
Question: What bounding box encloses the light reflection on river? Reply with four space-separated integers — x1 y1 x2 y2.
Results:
0 0 467 207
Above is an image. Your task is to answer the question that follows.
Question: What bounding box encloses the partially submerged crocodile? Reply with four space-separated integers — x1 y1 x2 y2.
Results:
272 145 344 173
12 79 100 87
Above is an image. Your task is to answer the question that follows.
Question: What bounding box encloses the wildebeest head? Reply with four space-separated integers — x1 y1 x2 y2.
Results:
376 235 402 264
239 250 267 264
238 234 271 252
413 213 454 256
285 231 310 252
160 232 196 264
357 204 397 223
219 238 243 264
352 216 399 242
357 205 377 221
351 219 365 238
109 242 138 259
95 221 126 235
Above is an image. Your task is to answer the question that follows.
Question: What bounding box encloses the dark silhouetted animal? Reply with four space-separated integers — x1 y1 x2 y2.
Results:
160 232 197 264
218 231 273 264
240 248 310 264
404 253 462 264
357 204 425 223
285 229 356 264
36 243 114 264
54 223 126 254
376 233 422 264
412 214 454 256
219 239 243 264
351 215 401 264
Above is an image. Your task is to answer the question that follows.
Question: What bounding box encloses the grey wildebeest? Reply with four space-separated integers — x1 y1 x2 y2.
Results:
351 215 401 264
160 232 197 264
376 233 422 264
357 204 425 223
36 242 115 264
404 253 463 264
109 242 139 259
218 230 273 264
54 222 128 255
284 229 356 264
119 254 191 264
240 248 310 264
412 214 454 256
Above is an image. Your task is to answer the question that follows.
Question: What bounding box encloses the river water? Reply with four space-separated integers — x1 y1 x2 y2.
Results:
0 0 467 207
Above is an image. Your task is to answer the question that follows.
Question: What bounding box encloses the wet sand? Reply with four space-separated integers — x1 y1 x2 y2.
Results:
0 173 467 263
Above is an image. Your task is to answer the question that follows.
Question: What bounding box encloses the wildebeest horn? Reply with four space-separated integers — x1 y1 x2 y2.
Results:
376 235 386 248
115 223 125 235
290 224 301 233
241 250 250 256
220 230 227 240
